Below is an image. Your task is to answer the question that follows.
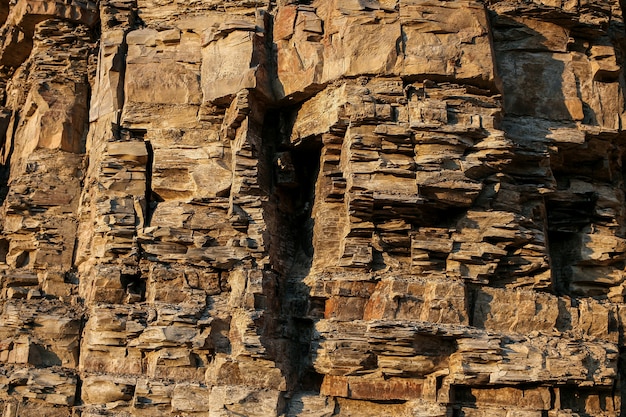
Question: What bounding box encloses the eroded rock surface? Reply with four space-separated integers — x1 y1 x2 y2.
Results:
0 0 625 415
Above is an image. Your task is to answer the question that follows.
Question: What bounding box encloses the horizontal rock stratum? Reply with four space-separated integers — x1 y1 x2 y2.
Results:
0 0 626 415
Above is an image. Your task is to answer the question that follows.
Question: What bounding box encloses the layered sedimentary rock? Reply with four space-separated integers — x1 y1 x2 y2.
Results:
0 0 626 415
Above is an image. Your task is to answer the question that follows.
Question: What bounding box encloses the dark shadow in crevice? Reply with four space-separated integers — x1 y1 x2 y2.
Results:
121 272 145 302
0 0 8 26
0 108 15 206
466 283 489 328
546 230 581 296
259 104 323 406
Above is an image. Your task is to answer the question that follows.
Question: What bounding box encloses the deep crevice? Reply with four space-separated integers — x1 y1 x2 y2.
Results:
121 272 145 302
144 139 154 226
261 105 323 399
0 109 17 206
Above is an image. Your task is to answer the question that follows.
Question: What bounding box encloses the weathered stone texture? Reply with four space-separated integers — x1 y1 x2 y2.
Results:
0 0 625 415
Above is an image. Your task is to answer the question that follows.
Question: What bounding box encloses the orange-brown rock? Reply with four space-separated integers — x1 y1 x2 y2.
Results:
0 0 625 416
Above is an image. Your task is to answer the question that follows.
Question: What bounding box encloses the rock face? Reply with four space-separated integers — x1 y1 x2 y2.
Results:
0 0 626 415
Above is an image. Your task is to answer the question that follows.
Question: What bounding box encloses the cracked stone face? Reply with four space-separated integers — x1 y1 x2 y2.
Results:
0 0 625 416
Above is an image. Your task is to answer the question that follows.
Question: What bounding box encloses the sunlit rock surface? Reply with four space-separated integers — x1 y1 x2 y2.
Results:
0 0 625 415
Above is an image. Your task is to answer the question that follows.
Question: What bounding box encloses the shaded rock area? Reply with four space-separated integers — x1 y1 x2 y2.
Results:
0 0 626 415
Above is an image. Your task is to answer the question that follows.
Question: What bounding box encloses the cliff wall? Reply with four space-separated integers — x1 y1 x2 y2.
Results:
0 0 626 416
